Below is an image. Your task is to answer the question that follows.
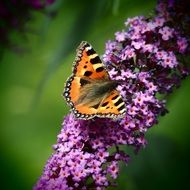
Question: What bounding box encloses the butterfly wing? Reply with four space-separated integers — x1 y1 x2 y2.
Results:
70 89 126 119
64 41 126 119
65 41 109 102
97 90 126 118
64 41 109 118
73 41 109 79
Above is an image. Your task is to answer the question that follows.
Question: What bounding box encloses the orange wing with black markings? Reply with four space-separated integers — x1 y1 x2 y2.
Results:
97 90 126 116
63 41 126 120
73 41 109 79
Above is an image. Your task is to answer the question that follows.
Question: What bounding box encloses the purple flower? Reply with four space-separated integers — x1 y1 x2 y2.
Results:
34 114 131 189
177 37 188 53
158 26 173 40
115 31 126 42
131 39 145 50
120 46 136 60
154 16 165 27
34 0 190 189
107 161 119 179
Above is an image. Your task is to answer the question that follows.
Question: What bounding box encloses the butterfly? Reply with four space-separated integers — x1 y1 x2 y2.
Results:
63 41 126 120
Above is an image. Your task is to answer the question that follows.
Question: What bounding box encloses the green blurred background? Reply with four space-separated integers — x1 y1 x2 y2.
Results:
0 0 190 189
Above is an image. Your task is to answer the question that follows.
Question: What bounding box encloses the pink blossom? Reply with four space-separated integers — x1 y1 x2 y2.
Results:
131 40 145 49
107 161 119 179
115 31 126 42
142 43 154 53
161 52 178 68
177 37 188 53
120 46 136 59
121 70 136 79
154 16 166 27
158 26 173 40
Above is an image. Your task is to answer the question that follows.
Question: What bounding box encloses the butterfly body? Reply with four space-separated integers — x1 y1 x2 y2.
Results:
75 78 118 106
63 41 126 120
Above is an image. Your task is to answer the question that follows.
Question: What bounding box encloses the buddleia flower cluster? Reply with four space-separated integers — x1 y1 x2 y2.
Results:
0 0 55 50
34 0 190 189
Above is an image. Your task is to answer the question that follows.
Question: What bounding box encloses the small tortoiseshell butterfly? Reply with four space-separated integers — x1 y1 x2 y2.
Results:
63 41 126 119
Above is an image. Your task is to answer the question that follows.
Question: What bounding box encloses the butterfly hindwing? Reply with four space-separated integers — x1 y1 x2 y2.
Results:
97 90 126 117
64 76 98 119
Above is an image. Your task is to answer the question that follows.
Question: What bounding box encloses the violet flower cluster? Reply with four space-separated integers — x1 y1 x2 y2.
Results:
34 1 190 189
0 0 55 49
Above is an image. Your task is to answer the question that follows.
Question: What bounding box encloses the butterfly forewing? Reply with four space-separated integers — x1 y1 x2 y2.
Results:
73 41 109 79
